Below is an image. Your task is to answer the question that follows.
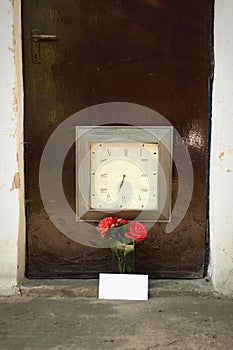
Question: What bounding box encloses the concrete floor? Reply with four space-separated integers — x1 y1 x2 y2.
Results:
0 292 232 350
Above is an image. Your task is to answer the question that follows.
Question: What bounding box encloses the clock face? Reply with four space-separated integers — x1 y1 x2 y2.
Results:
90 142 158 211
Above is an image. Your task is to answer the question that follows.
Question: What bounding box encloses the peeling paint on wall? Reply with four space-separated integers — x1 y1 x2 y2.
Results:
0 0 20 295
218 151 224 160
10 172 20 191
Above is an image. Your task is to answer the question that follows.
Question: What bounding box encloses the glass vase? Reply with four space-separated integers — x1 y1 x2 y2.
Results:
112 242 135 274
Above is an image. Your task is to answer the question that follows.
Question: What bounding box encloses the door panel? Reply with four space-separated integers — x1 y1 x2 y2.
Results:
23 0 212 278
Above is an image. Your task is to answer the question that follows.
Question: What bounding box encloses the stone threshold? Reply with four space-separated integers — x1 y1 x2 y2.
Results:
18 278 214 298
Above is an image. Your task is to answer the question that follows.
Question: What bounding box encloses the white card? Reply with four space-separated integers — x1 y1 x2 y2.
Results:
98 273 148 300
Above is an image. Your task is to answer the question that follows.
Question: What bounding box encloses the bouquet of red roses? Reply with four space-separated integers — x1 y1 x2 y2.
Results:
96 217 147 273
96 216 147 244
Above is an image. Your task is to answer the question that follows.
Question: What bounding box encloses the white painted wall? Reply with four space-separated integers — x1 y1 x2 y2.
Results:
0 0 24 295
0 0 233 296
209 0 233 296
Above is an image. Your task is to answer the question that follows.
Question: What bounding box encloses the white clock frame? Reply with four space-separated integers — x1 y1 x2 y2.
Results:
76 126 173 222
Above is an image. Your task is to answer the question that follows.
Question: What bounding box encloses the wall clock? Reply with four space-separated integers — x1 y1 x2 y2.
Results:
90 141 158 211
76 126 173 222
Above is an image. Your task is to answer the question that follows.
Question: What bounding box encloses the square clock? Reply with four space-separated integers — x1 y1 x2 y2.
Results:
76 126 173 222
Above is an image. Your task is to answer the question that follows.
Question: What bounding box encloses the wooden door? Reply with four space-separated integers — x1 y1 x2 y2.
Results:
23 0 213 278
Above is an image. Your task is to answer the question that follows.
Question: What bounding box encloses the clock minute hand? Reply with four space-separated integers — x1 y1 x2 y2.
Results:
118 174 126 194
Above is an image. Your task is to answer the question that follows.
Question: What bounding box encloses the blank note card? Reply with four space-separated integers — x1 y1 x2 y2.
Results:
98 273 148 301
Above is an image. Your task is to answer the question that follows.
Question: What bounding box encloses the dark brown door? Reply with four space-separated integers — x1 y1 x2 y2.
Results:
23 0 212 278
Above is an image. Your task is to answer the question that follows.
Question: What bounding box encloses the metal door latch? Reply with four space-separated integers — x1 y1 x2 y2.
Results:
31 29 58 64
31 33 58 42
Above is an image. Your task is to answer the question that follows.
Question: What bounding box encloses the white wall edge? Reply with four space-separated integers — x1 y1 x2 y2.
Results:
209 0 233 297
0 0 25 294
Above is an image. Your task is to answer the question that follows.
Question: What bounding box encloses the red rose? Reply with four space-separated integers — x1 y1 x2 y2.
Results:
111 217 119 227
97 217 112 238
125 221 147 243
119 218 128 226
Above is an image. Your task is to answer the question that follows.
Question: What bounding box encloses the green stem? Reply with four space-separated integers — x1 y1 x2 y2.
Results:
113 244 134 274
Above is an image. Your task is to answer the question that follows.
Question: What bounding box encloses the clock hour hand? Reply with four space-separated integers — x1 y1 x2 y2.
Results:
118 174 126 194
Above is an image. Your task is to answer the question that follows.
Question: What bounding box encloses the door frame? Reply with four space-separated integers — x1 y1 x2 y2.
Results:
15 0 26 284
